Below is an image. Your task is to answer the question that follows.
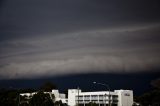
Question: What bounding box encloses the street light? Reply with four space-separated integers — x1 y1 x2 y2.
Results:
93 82 111 106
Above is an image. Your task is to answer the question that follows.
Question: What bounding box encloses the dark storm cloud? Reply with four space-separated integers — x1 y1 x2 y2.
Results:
0 24 160 79
0 0 160 39
0 0 160 79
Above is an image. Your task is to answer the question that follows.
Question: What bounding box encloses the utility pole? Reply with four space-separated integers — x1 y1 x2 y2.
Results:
18 93 20 106
104 94 107 106
77 87 79 106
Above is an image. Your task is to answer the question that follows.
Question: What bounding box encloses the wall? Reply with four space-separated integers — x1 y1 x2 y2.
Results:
115 90 133 106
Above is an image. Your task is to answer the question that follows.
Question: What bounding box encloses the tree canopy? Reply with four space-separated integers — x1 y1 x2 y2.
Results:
29 91 54 106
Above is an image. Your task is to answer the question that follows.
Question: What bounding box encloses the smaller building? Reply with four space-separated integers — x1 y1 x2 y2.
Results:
20 89 67 104
52 89 67 103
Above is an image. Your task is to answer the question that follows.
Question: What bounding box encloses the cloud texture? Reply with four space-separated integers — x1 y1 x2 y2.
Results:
0 24 160 79
0 0 160 79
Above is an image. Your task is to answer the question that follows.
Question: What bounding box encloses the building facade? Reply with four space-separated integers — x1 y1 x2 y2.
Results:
20 89 133 106
68 89 133 106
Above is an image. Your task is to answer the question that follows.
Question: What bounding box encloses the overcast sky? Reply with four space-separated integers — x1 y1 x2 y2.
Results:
0 0 160 79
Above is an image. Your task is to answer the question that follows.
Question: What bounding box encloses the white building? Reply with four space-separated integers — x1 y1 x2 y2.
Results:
52 89 67 103
20 89 67 104
68 89 133 106
20 89 133 106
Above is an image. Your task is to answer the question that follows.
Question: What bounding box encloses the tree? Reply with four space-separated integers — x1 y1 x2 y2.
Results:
19 95 29 106
55 100 62 106
151 78 160 89
0 89 18 106
135 78 160 106
86 102 98 106
29 91 54 106
137 90 160 106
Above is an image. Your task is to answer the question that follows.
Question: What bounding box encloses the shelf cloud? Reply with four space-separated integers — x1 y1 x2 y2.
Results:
0 24 160 79
0 0 160 79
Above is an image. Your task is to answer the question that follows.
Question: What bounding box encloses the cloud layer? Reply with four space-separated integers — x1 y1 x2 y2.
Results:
0 0 160 79
0 24 160 79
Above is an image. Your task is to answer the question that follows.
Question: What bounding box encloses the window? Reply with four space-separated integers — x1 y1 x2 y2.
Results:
84 95 90 100
91 95 98 100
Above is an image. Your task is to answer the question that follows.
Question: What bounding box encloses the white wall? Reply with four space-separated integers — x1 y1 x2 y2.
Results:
115 90 133 106
52 90 59 101
52 89 67 103
68 89 80 106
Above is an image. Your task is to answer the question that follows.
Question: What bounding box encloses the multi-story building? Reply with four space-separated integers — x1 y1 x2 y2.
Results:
68 89 133 106
20 89 133 106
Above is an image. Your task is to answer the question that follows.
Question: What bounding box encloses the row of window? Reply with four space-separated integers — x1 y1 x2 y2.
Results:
76 100 118 103
78 103 118 106
76 95 118 98
76 95 118 101
78 95 117 97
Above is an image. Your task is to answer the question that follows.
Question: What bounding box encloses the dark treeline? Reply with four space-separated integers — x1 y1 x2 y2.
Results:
0 82 59 106
0 80 160 106
134 78 160 106
134 89 160 106
0 88 35 106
